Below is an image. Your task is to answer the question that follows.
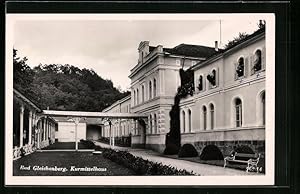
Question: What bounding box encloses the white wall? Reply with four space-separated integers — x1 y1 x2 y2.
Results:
56 122 86 142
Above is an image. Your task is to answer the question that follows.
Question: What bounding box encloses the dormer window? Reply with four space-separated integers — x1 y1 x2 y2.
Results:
207 69 216 86
236 57 245 77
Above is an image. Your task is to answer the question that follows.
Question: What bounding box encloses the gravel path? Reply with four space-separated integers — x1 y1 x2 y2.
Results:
94 141 261 176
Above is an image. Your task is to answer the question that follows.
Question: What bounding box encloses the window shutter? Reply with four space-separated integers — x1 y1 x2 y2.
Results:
250 55 255 75
262 46 266 70
234 62 238 80
244 56 249 77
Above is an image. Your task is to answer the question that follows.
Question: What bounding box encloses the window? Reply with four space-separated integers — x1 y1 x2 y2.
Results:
149 81 152 99
154 114 157 134
261 92 266 126
236 57 245 78
207 69 217 88
188 109 192 132
197 75 203 91
153 79 157 97
203 106 207 130
133 90 136 105
182 111 186 133
210 104 214 129
136 89 139 104
142 85 145 103
235 98 242 127
253 49 262 73
149 114 152 134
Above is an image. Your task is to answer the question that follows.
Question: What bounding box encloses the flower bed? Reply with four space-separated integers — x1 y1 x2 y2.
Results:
102 148 196 175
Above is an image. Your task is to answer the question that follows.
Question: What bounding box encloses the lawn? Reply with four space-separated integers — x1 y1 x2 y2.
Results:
13 151 136 176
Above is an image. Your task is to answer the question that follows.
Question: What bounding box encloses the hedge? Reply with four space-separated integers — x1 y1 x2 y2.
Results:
102 148 196 175
200 145 224 160
178 144 198 158
80 139 96 149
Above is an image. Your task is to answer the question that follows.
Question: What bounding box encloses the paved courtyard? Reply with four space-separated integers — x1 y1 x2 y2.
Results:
94 141 261 176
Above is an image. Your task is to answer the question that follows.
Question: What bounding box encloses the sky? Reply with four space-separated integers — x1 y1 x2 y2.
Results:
14 15 262 91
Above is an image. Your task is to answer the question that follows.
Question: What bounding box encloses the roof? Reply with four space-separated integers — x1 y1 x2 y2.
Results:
222 27 265 52
150 44 221 58
191 27 265 71
13 88 41 112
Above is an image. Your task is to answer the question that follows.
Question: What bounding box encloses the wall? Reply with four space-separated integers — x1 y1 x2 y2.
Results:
178 33 266 154
56 122 86 142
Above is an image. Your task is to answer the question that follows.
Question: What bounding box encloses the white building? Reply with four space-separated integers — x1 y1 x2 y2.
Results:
102 28 266 156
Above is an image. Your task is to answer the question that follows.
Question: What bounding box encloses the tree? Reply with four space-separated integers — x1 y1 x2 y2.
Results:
224 32 249 49
13 49 130 111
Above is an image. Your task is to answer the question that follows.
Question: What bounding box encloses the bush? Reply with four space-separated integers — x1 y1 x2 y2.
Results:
178 144 198 158
102 148 195 175
80 139 96 149
234 145 255 154
94 145 103 151
164 143 180 155
200 145 224 160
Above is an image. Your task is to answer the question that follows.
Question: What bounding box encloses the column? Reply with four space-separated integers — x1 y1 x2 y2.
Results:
19 105 24 147
28 111 32 145
112 121 115 147
43 118 46 141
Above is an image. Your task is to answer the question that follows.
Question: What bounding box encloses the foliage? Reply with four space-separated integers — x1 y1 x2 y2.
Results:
165 68 195 154
233 145 255 154
178 144 198 158
13 49 129 111
199 145 224 160
163 143 180 155
102 148 195 175
94 145 103 151
98 137 131 147
79 139 96 149
224 32 249 49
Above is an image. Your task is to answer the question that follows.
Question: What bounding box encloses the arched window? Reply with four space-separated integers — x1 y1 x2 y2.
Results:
149 114 152 134
261 91 266 125
153 79 157 97
207 69 217 87
149 81 152 100
182 111 186 133
154 114 157 134
235 98 242 127
254 49 262 72
198 75 203 91
210 104 214 129
236 57 245 77
142 85 145 103
188 109 192 132
203 106 207 130
136 89 139 104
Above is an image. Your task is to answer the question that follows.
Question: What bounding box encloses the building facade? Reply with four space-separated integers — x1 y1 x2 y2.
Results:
102 28 266 156
179 29 265 156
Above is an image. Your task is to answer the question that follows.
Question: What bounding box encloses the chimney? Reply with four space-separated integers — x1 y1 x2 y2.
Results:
214 41 219 52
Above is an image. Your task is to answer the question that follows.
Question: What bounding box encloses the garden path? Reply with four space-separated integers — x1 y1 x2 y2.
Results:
94 141 261 176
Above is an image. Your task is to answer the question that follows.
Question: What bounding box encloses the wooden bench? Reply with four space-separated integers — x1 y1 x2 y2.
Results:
224 152 261 173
